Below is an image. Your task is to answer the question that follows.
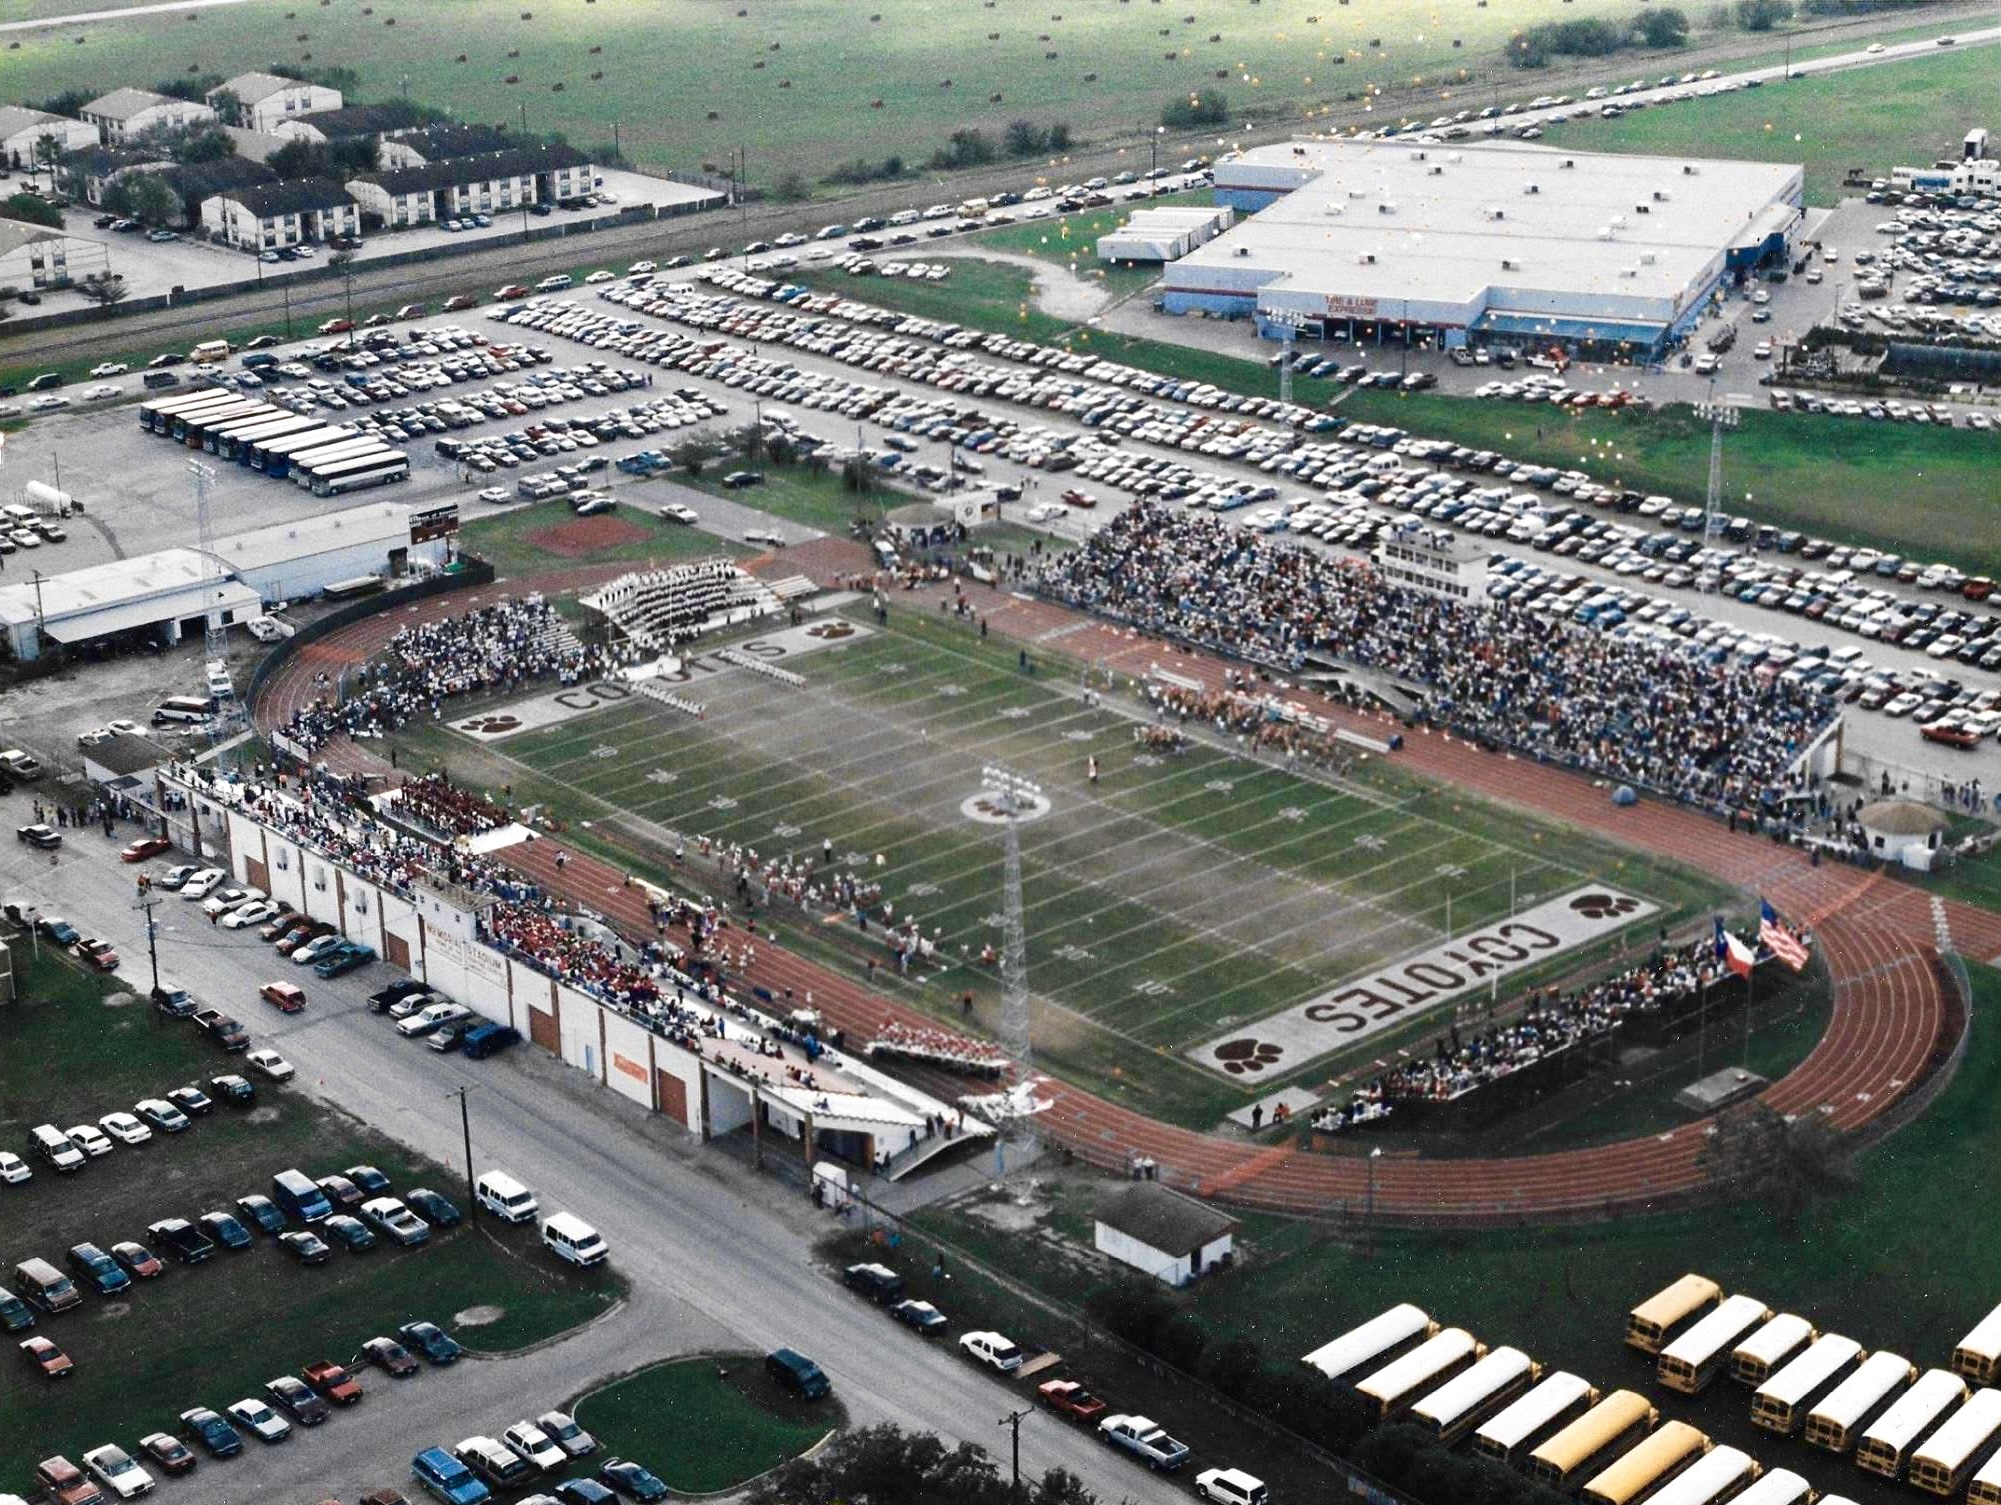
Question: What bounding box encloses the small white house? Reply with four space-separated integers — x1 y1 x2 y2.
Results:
81 88 216 145
207 72 343 133
1094 1183 1239 1287
1857 799 1951 872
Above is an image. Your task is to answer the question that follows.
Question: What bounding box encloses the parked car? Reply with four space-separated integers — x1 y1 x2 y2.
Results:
233 1195 285 1234
597 1460 667 1502
64 1124 113 1159
21 1335 73 1378
361 1196 430 1247
67 1244 131 1296
399 1321 462 1364
246 1049 295 1081
177 1408 243 1459
1195 1466 1268 1504
165 1085 213 1118
108 1241 164 1279
278 1230 332 1265
843 1262 905 1305
888 1299 947 1335
196 1212 254 1252
81 1446 152 1501
97 1112 150 1146
764 1348 831 1399
225 1397 292 1444
264 1374 331 1426
362 1335 422 1377
1038 1380 1107 1421
207 1074 255 1106
260 981 306 1012
412 1448 489 1505
119 837 169 863
553 1482 613 1505
134 1435 195 1478
536 1411 597 1458
36 1456 103 1505
134 1099 191 1133
72 939 118 971
1098 1415 1190 1471
147 1219 215 1265
345 1164 392 1195
304 1359 363 1404
323 1214 375 1252
404 1188 462 1227
501 1423 565 1472
959 1331 1024 1372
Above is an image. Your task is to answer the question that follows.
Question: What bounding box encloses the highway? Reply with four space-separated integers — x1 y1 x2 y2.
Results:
0 832 1191 1505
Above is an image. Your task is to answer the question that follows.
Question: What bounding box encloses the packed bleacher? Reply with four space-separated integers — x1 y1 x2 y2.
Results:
283 597 622 753
868 1020 1009 1079
1037 505 1834 812
1310 921 1812 1133
580 560 780 652
393 773 513 839
1141 678 1353 771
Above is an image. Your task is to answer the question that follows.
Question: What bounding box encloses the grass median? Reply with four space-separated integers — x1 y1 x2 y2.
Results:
571 1354 838 1494
0 953 625 1487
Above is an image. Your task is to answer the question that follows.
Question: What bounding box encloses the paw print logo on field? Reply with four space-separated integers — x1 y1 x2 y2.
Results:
1064 729 1094 742
592 745 619 760
806 621 857 640
646 769 679 785
1213 1038 1284 1075
1132 753 1162 768
460 715 522 735
1570 892 1641 920
710 796 739 811
1279 806 1307 823
1205 779 1235 796
938 683 968 698
773 823 802 839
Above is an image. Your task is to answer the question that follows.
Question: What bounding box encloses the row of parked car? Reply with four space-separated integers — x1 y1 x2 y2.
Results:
9 1322 472 1505
150 862 378 979
839 1262 1266 1503
0 1072 258 1186
409 1416 669 1505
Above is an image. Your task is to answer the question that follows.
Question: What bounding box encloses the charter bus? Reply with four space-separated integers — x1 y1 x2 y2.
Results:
310 452 410 497
137 389 231 433
1576 1421 1711 1505
1627 1275 1723 1355
1356 1328 1485 1423
1525 1390 1658 1492
1660 1295 1775 1395
1301 1305 1437 1385
194 402 283 451
1753 1335 1866 1436
1729 1470 1817 1505
1909 1386 2001 1496
1732 1315 1816 1387
1474 1372 1600 1466
1806 1350 1917 1453
1411 1347 1540 1446
290 441 392 487
214 414 318 462
1855 1367 1968 1478
253 425 354 474
1954 1305 2001 1386
1968 1437 2001 1505
176 398 267 445
297 447 400 493
154 392 248 439
1643 1446 1761 1505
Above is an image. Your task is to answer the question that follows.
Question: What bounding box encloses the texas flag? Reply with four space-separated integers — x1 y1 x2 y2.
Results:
1714 917 1756 980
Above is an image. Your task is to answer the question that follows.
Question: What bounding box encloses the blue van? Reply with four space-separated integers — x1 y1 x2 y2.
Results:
460 1023 520 1060
271 1168 334 1223
412 1448 490 1505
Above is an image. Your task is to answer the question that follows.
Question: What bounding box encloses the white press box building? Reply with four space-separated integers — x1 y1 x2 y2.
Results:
1164 138 1804 360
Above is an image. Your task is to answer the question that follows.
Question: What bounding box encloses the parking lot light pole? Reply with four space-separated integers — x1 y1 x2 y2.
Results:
1151 125 1165 197
449 1085 476 1215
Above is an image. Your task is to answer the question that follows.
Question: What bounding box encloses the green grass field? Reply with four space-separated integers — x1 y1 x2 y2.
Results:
912 961 2001 1505
0 0 1776 179
1542 44 1994 204
411 606 1725 1127
0 953 623 1486
459 499 748 580
571 1356 838 1494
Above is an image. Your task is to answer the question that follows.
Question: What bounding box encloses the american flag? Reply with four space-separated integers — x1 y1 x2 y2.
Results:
1760 899 1809 972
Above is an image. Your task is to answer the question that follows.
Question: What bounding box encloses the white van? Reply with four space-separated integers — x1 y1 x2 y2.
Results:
31 1124 85 1172
541 1212 607 1267
475 1170 539 1224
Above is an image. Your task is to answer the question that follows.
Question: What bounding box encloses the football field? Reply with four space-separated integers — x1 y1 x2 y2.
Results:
450 609 1718 1123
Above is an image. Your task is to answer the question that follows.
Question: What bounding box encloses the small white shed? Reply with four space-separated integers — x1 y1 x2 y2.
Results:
1094 1183 1239 1287
1858 799 1950 871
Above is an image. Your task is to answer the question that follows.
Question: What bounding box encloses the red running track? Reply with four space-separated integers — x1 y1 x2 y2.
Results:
251 553 1994 1221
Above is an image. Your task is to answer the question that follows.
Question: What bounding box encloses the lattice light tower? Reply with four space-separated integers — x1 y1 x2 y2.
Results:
1267 308 1307 406
982 765 1039 1165
189 459 227 664
1693 389 1738 590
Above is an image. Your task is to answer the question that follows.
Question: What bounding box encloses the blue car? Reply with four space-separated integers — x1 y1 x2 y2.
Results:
180 1407 244 1458
68 1243 131 1296
413 1448 490 1505
315 943 375 979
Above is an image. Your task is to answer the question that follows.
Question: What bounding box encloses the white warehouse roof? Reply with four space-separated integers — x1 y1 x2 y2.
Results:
1179 138 1802 318
212 502 413 574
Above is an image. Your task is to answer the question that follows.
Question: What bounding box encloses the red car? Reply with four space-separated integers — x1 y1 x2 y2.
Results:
360 1336 421 1377
22 1336 74 1379
1060 488 1098 509
303 1359 363 1404
443 293 480 312
494 284 530 301
110 1241 165 1279
136 1434 196 1477
121 836 171 863
72 938 119 972
35 1457 99 1505
261 981 307 1013
1037 1379 1107 1421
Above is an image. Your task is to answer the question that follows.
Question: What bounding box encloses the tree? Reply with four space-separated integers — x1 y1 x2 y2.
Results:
1634 5 1692 46
745 1424 1099 1505
1697 1100 1854 1231
1 193 64 229
1004 119 1048 158
1162 88 1229 128
771 169 810 202
155 125 237 165
121 173 180 229
931 127 995 170
208 88 245 127
1733 0 1794 28
73 274 130 308
36 88 93 118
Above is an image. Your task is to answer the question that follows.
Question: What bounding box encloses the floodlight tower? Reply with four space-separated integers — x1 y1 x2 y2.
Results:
982 765 1039 1166
189 459 227 664
1267 308 1306 406
1693 388 1738 591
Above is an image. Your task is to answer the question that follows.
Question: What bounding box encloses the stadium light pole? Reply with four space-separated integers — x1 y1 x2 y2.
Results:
1150 125 1165 198
982 765 1040 1176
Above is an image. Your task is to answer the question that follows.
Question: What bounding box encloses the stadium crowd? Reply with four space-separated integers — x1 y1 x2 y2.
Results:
283 598 622 752
394 773 514 839
1037 505 1834 812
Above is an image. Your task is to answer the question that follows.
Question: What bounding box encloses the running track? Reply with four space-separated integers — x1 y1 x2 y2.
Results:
251 549 1998 1221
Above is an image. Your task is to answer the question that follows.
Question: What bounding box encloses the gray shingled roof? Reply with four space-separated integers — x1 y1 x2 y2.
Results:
1096 1183 1239 1258
356 143 589 196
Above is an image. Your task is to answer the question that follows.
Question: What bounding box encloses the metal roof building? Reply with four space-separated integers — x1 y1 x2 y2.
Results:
1164 138 1803 357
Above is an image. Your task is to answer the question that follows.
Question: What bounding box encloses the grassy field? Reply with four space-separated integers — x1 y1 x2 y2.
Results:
912 960 2001 1505
676 464 889 535
571 1355 838 1494
413 604 1727 1128
0 0 1733 179
458 499 747 580
1541 44 1995 204
0 954 624 1486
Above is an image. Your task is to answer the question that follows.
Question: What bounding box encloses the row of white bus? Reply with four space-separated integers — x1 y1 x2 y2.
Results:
1621 1273 2001 1500
1300 1304 1831 1505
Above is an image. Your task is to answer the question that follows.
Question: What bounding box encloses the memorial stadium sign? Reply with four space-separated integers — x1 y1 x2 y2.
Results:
1191 886 1660 1079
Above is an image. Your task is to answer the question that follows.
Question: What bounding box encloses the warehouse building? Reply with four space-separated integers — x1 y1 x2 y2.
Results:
1164 139 1804 361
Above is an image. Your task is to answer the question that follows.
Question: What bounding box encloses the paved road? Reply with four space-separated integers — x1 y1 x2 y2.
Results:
0 835 1188 1505
0 0 246 32
6 0 1987 371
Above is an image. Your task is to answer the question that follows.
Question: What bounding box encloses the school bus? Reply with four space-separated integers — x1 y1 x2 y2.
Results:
1909 1387 2001 1496
1526 1390 1659 1492
1730 1470 1817 1505
1645 1446 1761 1505
1301 1304 1436 1385
1732 1314 1816 1387
1659 1295 1774 1395
1356 1329 1485 1423
1577 1421 1711 1505
1474 1372 1600 1466
1411 1347 1539 1447
1627 1274 1723 1355
1969 1439 2001 1505
1807 1350 1916 1453
1753 1335 1865 1436
1955 1304 2001 1387
1856 1368 1968 1478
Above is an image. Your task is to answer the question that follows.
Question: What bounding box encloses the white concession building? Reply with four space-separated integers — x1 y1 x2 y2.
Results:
1164 138 1804 361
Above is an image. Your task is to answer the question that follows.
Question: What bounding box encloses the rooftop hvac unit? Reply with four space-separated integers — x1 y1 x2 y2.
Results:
1348 187 1366 198
1323 203 1345 215
1561 157 1575 168
1359 251 1377 264
1596 226 1614 240
1610 213 1626 226
1682 164 1699 175
1234 246 1251 257
1524 182 1540 194
1619 266 1637 278
1640 250 1658 265
1378 201 1396 213
1411 149 1428 160
1428 165 1444 175
1652 189 1670 202
1501 258 1519 270
1446 152 1463 163
1635 203 1651 214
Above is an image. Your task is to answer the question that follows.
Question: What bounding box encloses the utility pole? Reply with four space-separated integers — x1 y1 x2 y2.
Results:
134 889 162 999
449 1085 476 1214
998 1409 1031 1501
